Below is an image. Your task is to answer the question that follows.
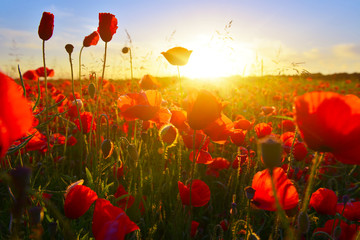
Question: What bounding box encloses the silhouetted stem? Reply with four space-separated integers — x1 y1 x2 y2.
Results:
68 51 84 173
301 152 324 213
269 169 294 239
42 40 51 155
177 66 182 106
129 48 134 92
78 46 84 98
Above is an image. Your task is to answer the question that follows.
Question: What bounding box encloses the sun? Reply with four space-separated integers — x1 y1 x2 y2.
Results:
182 36 254 81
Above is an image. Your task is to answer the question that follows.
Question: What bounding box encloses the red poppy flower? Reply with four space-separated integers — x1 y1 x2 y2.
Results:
206 157 230 177
185 90 222 130
182 130 207 149
92 198 139 240
139 74 160 90
38 12 54 41
0 72 33 157
64 185 98 219
203 114 233 144
35 67 54 78
191 221 199 237
114 185 135 210
233 119 252 131
261 106 276 115
336 201 360 221
25 128 47 153
189 150 213 164
49 133 66 145
295 92 360 164
117 90 165 121
170 110 190 132
83 31 100 47
23 70 38 81
98 13 118 42
293 142 308 161
230 129 247 146
279 120 296 132
314 219 359 240
178 179 210 207
75 112 96 134
254 123 272 138
161 47 192 66
309 188 337 215
251 167 299 211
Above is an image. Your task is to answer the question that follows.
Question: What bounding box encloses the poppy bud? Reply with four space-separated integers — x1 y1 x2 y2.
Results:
159 124 178 146
333 225 342 239
297 211 309 234
127 144 138 164
244 186 256 200
259 135 282 170
88 83 96 99
29 206 44 226
72 99 83 109
10 166 32 193
38 12 54 41
122 47 129 54
101 139 114 159
65 44 74 54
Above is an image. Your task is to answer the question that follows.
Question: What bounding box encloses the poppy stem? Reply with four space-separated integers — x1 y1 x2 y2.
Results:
42 40 51 157
78 46 84 99
68 50 84 173
177 66 182 107
269 169 294 239
300 152 324 213
129 47 134 92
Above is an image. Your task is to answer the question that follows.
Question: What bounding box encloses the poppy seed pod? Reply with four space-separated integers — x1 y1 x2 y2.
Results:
297 211 310 234
65 44 74 54
259 135 282 170
101 139 114 159
122 47 129 54
159 124 178 147
88 83 96 99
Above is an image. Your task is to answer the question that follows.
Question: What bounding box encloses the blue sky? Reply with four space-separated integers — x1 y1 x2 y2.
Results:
1 0 360 79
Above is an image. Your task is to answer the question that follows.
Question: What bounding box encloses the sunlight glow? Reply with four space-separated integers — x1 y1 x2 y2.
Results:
182 35 254 81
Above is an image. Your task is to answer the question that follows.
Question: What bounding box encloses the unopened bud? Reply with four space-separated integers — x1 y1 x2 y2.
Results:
159 124 178 147
88 83 96 99
333 225 341 239
244 186 256 200
65 44 74 54
72 99 83 109
29 206 44 225
297 211 310 234
259 135 282 170
101 139 114 159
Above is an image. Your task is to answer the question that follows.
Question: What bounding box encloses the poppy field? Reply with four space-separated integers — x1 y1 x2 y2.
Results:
1 11 360 240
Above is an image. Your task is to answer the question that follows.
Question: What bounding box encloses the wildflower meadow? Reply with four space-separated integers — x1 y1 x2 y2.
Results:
0 11 360 240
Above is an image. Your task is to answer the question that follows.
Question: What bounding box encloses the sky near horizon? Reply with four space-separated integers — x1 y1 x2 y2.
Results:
1 0 360 80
